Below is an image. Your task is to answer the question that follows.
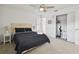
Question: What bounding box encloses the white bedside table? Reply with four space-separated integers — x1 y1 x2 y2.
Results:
3 33 11 45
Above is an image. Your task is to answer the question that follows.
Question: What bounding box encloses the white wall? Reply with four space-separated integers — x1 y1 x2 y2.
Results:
0 5 38 42
0 6 4 41
42 6 79 45
0 5 56 42
75 9 79 45
36 10 56 38
67 12 75 42
55 6 79 45
1 5 79 45
46 15 56 37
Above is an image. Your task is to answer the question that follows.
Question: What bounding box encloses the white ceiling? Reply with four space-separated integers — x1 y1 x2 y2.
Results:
29 4 79 10
1 4 79 10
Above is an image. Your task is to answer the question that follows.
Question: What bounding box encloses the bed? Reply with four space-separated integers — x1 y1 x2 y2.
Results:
11 23 50 54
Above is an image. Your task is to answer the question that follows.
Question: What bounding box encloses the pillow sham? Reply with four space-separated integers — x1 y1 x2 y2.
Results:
25 28 32 32
15 28 32 32
15 28 25 32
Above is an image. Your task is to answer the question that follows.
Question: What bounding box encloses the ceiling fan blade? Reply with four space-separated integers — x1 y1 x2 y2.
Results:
47 6 54 8
53 10 58 12
40 4 46 8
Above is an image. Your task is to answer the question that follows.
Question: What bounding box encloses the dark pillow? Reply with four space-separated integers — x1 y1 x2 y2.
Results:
25 28 32 31
15 28 25 32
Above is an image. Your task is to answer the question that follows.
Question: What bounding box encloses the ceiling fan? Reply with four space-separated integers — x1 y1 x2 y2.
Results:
40 4 55 12
30 4 58 12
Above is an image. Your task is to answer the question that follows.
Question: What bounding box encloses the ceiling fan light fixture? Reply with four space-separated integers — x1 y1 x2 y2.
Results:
40 7 44 12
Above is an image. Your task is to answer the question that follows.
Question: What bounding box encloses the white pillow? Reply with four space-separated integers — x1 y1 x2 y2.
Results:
37 32 43 34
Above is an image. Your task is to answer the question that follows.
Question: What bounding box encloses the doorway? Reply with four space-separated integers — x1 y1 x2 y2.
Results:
56 14 67 40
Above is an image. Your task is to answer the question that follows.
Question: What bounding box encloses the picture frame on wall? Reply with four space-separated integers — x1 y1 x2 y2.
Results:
48 20 52 24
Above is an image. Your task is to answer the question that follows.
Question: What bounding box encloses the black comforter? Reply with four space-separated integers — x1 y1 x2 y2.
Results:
13 31 50 54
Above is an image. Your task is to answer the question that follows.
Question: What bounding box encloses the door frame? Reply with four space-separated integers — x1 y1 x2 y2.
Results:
56 14 67 40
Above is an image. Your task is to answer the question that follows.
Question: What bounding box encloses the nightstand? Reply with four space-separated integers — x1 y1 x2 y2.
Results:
3 33 11 45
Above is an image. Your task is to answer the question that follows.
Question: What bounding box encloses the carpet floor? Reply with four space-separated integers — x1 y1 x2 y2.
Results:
0 37 79 54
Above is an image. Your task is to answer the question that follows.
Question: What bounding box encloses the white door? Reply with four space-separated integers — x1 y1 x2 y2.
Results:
67 12 75 42
37 17 46 34
75 11 79 45
42 18 46 34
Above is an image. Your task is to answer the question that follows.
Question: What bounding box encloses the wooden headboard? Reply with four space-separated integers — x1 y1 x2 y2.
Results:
11 23 32 33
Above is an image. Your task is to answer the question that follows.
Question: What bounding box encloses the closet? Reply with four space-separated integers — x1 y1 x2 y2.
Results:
56 12 75 43
56 14 67 40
